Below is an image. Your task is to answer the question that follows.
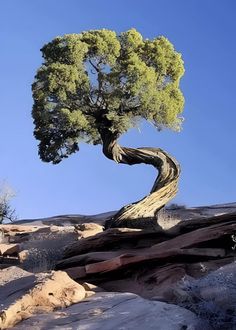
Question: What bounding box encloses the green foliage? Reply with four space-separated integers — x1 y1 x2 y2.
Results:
32 28 185 163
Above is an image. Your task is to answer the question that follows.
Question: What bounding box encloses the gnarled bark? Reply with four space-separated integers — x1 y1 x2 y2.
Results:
101 130 180 229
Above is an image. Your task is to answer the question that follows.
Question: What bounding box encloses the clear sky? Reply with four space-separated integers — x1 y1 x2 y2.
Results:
1 0 236 219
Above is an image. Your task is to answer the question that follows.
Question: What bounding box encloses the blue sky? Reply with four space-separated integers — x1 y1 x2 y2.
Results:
1 0 236 219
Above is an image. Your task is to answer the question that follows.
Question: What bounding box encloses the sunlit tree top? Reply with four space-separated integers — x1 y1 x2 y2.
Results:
32 28 185 163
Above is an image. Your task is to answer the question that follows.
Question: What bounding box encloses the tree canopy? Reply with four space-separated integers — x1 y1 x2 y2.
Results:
32 28 185 164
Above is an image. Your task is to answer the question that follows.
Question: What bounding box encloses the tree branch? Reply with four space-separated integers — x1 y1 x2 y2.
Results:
88 60 100 73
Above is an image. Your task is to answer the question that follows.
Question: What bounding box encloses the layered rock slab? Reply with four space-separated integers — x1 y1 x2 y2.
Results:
57 211 236 301
13 292 210 330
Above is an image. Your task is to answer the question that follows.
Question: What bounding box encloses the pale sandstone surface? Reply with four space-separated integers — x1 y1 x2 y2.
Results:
0 268 87 329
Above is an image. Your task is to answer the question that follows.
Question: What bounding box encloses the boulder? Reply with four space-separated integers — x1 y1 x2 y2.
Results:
0 267 87 329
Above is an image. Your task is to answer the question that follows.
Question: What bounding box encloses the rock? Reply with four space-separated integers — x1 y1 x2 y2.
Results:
56 250 139 269
184 257 235 278
0 263 18 269
88 263 188 302
18 249 29 262
12 292 210 330
14 203 236 227
0 203 235 329
16 211 116 226
54 209 236 304
75 223 103 231
0 224 49 234
81 282 104 292
59 247 227 281
64 228 165 258
0 224 77 246
166 202 236 221
0 266 32 285
49 225 75 233
0 268 87 329
63 265 86 279
0 256 19 268
64 212 236 260
0 243 19 255
74 222 104 238
0 229 8 243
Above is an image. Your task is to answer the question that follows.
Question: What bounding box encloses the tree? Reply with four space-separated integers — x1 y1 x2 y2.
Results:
32 28 185 229
0 182 16 223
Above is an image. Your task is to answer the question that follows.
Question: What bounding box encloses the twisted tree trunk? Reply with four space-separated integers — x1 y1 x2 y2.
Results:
101 130 180 229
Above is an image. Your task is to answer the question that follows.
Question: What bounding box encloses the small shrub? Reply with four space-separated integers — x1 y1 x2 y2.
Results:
178 263 236 329
21 231 77 273
157 208 181 230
